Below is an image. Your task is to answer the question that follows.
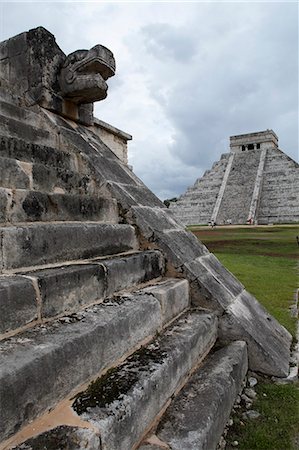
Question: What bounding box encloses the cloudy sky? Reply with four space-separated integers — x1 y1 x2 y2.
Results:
1 1 298 200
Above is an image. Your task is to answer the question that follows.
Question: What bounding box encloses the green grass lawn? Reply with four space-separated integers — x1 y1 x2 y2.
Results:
189 224 299 450
227 382 299 450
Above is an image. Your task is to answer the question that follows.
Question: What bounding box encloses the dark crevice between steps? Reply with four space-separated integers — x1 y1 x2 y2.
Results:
72 343 168 415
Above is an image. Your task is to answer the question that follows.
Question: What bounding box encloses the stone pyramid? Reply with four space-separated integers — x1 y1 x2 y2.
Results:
170 130 299 225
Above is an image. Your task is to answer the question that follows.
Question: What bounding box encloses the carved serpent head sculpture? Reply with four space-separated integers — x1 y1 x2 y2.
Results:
59 45 116 104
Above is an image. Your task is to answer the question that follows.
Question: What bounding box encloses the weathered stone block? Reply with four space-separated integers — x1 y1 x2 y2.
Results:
0 135 75 171
218 290 292 377
104 250 164 296
0 223 138 270
183 257 235 311
156 341 248 450
30 264 106 318
200 254 244 297
0 40 8 60
72 310 217 450
0 156 30 189
0 188 10 223
0 114 52 146
141 278 189 324
153 229 209 268
0 276 37 334
31 163 92 195
9 190 119 223
130 206 183 238
107 182 165 209
14 426 100 450
0 293 161 441
61 127 140 186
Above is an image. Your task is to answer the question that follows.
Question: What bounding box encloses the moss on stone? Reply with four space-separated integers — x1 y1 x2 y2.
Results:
73 340 167 415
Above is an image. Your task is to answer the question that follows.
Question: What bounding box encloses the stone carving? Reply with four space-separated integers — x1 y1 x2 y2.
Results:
59 45 115 103
0 26 115 125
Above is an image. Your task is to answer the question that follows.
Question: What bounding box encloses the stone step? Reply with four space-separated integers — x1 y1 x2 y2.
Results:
0 135 77 171
0 113 54 147
0 287 197 440
140 278 189 325
10 309 218 450
0 188 119 224
0 99 45 127
139 341 248 450
0 156 93 195
0 223 138 271
0 250 165 334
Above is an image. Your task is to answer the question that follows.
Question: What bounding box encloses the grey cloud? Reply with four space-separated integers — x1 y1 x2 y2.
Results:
1 1 297 201
134 2 298 199
141 23 197 62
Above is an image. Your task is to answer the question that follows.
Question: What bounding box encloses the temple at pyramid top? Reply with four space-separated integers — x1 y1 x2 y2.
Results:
170 130 299 225
230 129 278 152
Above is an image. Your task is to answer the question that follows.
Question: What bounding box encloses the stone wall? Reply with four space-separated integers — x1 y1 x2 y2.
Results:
91 118 131 165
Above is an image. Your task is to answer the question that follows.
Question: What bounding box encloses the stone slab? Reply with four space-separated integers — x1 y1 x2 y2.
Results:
200 254 244 297
0 293 162 441
32 263 106 318
129 206 209 267
104 250 164 296
218 290 292 377
9 190 119 223
141 278 189 324
0 114 53 146
13 425 100 450
0 187 10 223
0 275 37 334
107 181 165 209
71 310 218 450
0 223 138 270
25 251 164 319
130 206 184 238
156 341 248 450
154 229 209 268
31 163 93 195
0 135 75 171
60 127 140 187
0 156 30 189
183 257 236 311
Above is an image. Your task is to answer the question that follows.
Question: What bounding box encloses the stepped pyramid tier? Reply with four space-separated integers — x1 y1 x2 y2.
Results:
0 27 292 450
170 130 299 225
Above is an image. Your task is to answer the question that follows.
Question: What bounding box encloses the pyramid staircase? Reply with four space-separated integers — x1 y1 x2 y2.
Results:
0 98 252 450
170 154 230 225
215 149 261 224
257 147 299 224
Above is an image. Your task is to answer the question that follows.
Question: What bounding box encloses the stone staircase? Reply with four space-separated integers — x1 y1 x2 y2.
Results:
216 149 261 224
257 147 299 224
169 154 230 225
0 102 249 450
0 32 292 449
